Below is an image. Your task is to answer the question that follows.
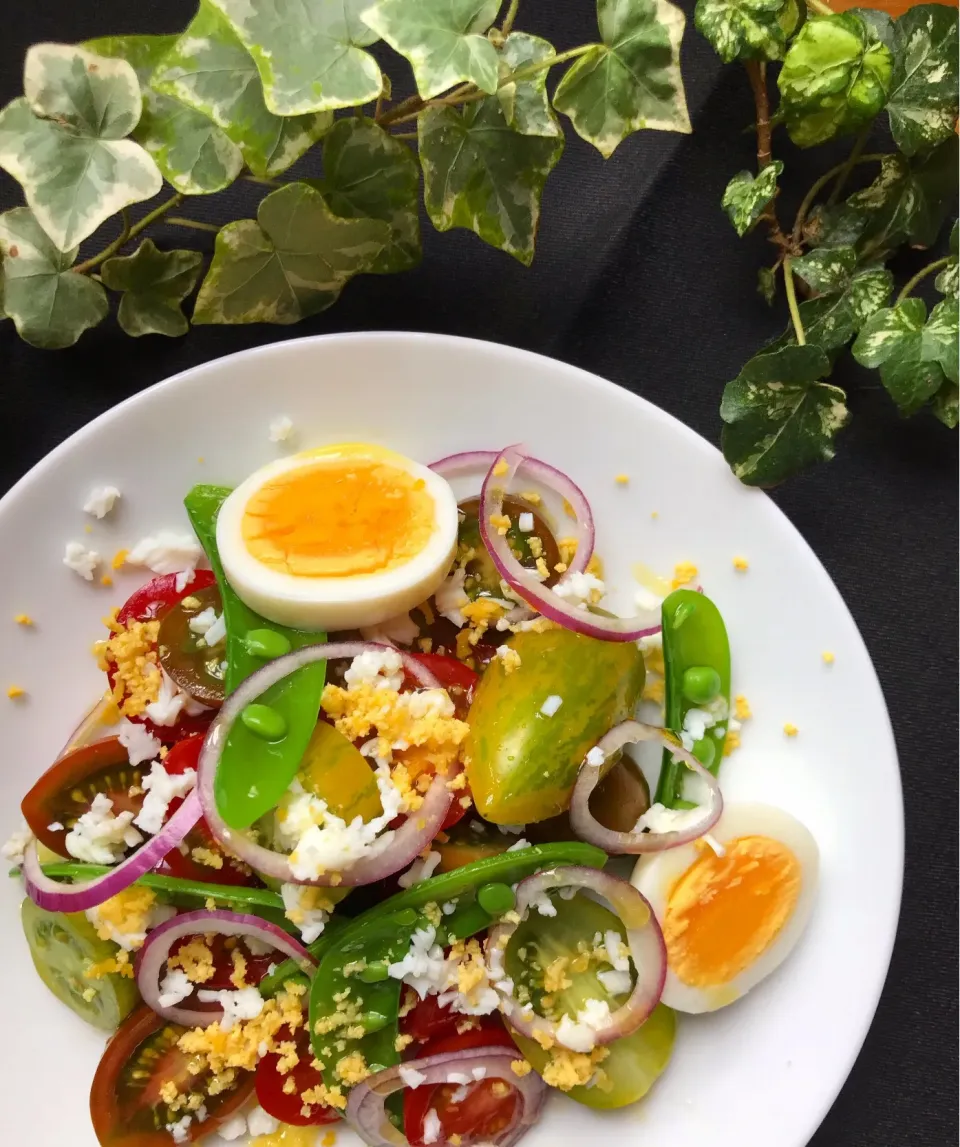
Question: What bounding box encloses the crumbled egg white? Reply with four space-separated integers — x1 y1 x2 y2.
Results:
585 746 605 767
126 532 204 578
633 802 706 836
422 1109 442 1144
118 722 163 766
398 849 442 889
518 512 535 533
64 542 101 580
159 968 194 1008
434 567 469 627
201 613 226 647
133 759 196 835
540 695 563 717
344 648 405 692
188 606 218 635
506 839 531 852
399 1064 428 1089
597 969 633 995
555 999 613 1052
388 929 500 1017
214 1111 248 1141
554 572 605 609
2 820 34 865
268 415 294 443
196 987 265 1032
83 486 121 519
246 1106 280 1136
360 611 420 646
145 667 209 728
86 886 177 951
530 891 558 917
66 793 143 864
280 883 331 944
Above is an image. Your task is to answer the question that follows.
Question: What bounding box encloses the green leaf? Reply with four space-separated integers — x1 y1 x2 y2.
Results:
362 0 501 99
922 295 959 384
791 245 857 293
208 0 381 115
931 380 958 427
778 13 893 147
192 181 389 325
0 207 107 348
886 4 958 157
151 2 331 178
720 344 849 486
769 266 893 355
935 221 958 296
100 239 203 337
0 45 162 251
84 35 243 196
757 265 777 305
852 297 944 413
694 0 793 64
318 117 421 274
497 32 562 138
418 97 563 265
721 161 783 237
552 0 690 157
803 202 869 250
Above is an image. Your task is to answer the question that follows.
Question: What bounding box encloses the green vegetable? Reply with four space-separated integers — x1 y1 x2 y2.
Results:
21 899 139 1031
503 890 675 1108
477 881 516 915
244 628 292 659
466 627 645 824
654 589 731 808
184 484 328 829
240 702 288 740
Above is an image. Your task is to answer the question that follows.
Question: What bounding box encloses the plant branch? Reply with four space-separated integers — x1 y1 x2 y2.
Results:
73 208 131 274
827 126 869 207
243 174 280 187
377 92 428 128
502 0 521 36
743 60 792 251
897 257 951 302
167 217 221 234
783 258 806 345
791 153 885 247
805 0 835 15
74 194 184 274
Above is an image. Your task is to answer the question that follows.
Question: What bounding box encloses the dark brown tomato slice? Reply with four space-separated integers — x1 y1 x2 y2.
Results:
157 584 225 707
90 1006 254 1147
524 756 651 844
458 495 563 595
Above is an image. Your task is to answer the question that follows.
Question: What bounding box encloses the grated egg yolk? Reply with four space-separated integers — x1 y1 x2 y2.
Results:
241 455 436 578
663 835 801 988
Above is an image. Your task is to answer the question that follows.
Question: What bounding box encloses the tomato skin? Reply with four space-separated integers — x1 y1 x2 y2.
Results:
255 1024 341 1127
90 1006 254 1147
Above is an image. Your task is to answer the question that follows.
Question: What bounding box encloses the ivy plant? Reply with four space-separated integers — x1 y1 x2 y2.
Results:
698 0 958 483
0 0 690 348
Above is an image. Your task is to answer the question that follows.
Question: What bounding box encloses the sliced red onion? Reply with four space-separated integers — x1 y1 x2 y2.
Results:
486 865 666 1050
198 641 456 887
430 448 594 577
135 909 315 1026
346 1044 546 1147
479 446 659 642
571 720 723 853
22 789 201 912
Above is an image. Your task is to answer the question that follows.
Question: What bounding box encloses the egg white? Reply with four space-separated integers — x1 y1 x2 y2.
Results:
631 802 819 1014
216 444 458 631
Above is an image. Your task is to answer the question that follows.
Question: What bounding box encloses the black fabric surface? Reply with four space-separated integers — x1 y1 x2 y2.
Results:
1 3 957 1144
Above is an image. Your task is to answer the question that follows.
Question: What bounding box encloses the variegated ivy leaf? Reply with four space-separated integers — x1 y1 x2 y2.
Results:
803 203 869 251
852 298 944 415
362 0 501 100
100 239 203 338
497 32 561 138
84 35 242 196
721 161 783 237
768 267 893 356
208 0 382 116
886 4 958 157
931 381 959 428
0 45 162 251
757 266 777 305
553 0 691 158
778 14 893 148
0 207 107 348
419 98 564 266
318 118 421 275
720 344 849 486
922 296 959 385
694 0 797 64
791 245 857 294
935 221 958 297
151 3 331 179
193 182 389 325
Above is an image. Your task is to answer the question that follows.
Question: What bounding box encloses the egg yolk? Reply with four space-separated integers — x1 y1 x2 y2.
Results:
663 835 801 988
242 458 435 577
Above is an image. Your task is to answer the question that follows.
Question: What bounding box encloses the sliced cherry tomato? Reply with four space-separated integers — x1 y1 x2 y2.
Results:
168 933 276 994
157 584 225 706
399 995 466 1046
90 1005 254 1146
255 1023 341 1127
403 1023 520 1147
22 736 146 855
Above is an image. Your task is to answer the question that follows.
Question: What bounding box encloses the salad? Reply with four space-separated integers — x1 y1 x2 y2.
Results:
6 441 819 1147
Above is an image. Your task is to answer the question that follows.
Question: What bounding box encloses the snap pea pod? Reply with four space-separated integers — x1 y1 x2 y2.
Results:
653 589 731 809
185 484 328 830
306 842 606 1089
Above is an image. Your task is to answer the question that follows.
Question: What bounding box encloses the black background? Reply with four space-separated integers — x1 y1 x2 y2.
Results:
1 3 957 1144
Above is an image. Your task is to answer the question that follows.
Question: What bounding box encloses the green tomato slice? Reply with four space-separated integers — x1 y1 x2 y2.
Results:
21 899 138 1031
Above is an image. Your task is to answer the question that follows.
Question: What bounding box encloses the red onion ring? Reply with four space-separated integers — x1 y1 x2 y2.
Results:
478 445 660 642
135 908 316 1027
346 1044 546 1147
198 641 458 887
430 448 594 577
486 865 666 1050
22 789 202 912
571 720 723 853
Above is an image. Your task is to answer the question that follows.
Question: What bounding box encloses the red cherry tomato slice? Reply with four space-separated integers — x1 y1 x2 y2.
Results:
255 1024 341 1127
90 1006 254 1146
167 933 277 994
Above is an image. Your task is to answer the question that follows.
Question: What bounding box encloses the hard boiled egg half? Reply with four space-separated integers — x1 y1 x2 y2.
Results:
632 803 818 1014
217 443 458 631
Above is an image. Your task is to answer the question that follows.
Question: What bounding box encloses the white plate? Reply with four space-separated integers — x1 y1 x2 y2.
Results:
0 333 902 1147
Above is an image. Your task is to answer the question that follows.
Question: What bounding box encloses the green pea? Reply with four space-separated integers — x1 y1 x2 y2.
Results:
244 628 292 660
691 736 717 770
358 962 389 983
240 703 287 741
477 882 516 916
359 1010 391 1033
390 908 419 927
682 666 721 705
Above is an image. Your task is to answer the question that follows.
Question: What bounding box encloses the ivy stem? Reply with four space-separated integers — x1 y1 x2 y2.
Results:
391 131 419 140
791 153 886 246
826 127 869 207
377 92 428 128
74 194 183 274
897 257 952 303
784 258 807 345
502 0 521 36
242 174 280 187
805 0 835 15
743 60 792 251
167 217 221 234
